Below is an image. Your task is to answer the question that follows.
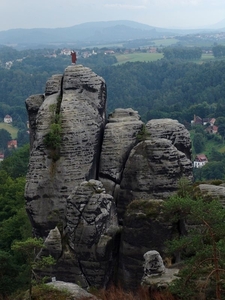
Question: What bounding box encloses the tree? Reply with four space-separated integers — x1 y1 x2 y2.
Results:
199 161 225 180
12 238 55 300
193 133 205 153
17 129 29 147
0 129 11 151
0 143 30 178
212 45 225 58
218 124 225 141
164 196 225 299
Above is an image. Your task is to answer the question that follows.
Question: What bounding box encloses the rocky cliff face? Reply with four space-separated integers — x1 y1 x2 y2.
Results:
25 65 193 289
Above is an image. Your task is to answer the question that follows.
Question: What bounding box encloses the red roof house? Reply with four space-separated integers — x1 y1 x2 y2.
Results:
193 154 208 168
8 140 17 149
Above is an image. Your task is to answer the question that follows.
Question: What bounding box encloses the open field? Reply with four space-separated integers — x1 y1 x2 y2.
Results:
0 123 18 139
83 43 124 49
115 52 163 64
200 54 215 61
114 52 220 65
152 38 179 47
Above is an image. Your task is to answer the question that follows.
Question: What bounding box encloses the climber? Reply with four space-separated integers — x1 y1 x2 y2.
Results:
71 51 77 64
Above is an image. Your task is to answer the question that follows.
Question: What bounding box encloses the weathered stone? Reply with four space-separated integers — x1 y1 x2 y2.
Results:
116 138 193 219
43 227 62 260
45 74 63 96
54 246 89 288
25 65 193 290
47 281 98 300
146 118 192 160
197 184 225 207
25 94 45 148
25 65 106 237
118 199 174 289
143 250 166 276
59 65 106 184
142 267 179 289
66 180 120 287
99 108 143 194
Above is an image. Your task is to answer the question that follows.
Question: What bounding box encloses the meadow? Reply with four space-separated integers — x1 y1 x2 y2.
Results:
114 52 217 65
115 52 163 64
0 122 18 138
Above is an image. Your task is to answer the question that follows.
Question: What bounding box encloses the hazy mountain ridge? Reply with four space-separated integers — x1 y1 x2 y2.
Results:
0 20 224 49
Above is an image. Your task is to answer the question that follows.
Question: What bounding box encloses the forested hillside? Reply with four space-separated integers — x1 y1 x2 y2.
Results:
1 45 225 126
0 145 32 296
97 59 225 122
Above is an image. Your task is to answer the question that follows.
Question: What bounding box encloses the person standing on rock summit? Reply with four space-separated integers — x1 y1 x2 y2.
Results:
71 51 77 64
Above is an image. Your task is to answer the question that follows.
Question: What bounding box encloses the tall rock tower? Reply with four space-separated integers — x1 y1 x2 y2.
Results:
25 65 193 289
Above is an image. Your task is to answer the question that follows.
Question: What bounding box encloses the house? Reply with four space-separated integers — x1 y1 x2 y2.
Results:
205 124 218 134
193 154 208 168
4 115 12 123
191 115 216 127
104 50 115 55
191 115 202 126
8 140 17 149
0 153 4 162
60 49 72 56
148 47 157 53
203 117 216 126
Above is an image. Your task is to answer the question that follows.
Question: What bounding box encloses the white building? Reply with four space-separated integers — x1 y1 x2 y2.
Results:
4 115 12 124
193 154 208 168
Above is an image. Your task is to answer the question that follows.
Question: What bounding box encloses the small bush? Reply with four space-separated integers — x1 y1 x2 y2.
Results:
137 124 150 141
44 123 62 150
10 284 70 300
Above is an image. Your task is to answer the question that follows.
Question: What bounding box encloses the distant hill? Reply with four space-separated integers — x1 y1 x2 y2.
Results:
0 20 213 49
208 18 225 30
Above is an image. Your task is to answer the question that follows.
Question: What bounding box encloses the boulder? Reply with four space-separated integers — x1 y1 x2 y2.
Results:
47 281 98 300
143 250 165 276
197 184 225 206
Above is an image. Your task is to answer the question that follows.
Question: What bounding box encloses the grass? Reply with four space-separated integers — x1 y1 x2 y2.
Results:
190 129 225 158
82 43 124 49
152 38 179 47
9 284 71 300
8 284 177 300
114 52 217 65
0 122 18 139
90 285 177 300
115 53 163 64
200 54 215 61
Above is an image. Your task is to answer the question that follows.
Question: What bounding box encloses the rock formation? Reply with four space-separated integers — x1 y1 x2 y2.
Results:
25 64 193 289
47 281 98 300
141 250 179 289
197 184 225 207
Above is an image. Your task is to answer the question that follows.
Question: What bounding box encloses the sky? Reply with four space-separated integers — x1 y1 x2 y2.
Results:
0 0 225 31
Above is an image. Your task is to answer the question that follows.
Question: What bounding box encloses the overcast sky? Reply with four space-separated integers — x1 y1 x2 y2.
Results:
0 0 224 31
